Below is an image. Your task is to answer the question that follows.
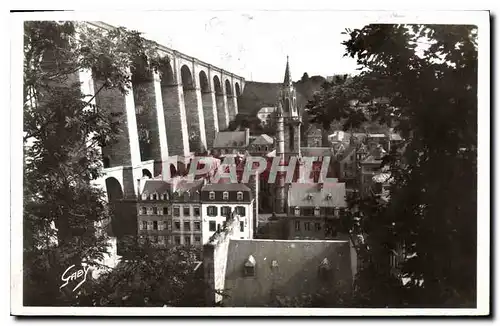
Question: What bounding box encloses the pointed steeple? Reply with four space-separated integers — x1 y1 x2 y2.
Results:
283 56 292 86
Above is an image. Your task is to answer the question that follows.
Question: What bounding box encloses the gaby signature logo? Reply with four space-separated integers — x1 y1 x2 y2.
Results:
60 264 91 292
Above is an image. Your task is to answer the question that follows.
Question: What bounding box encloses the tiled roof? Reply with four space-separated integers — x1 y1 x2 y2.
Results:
223 239 355 307
174 178 205 193
288 182 347 208
141 180 170 197
251 134 274 146
300 147 335 157
202 183 251 192
213 131 248 148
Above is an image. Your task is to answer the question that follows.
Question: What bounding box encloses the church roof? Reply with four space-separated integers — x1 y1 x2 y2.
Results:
283 56 292 86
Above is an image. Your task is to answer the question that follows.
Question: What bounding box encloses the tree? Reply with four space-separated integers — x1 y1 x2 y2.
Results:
23 21 168 306
340 25 477 307
74 243 207 307
300 72 310 83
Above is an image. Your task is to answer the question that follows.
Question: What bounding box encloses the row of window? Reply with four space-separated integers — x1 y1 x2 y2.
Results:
208 220 246 233
295 221 322 232
139 235 201 245
208 191 245 201
206 205 246 217
139 220 202 232
142 192 200 201
139 206 201 217
293 207 344 217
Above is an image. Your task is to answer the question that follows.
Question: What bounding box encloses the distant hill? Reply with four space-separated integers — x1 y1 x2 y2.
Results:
237 75 327 117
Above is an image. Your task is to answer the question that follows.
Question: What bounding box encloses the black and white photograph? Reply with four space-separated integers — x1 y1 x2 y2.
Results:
9 8 490 316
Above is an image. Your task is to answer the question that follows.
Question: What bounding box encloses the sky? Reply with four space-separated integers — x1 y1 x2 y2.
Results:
106 11 363 83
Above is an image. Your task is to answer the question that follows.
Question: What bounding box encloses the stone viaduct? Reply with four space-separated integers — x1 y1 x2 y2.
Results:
80 22 245 202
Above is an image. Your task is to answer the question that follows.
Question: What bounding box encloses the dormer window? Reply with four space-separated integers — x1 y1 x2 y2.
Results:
271 260 279 269
141 193 148 201
152 193 158 200
294 206 300 216
306 193 313 200
209 191 215 200
244 255 256 277
162 193 168 200
318 258 332 281
326 193 332 200
236 191 243 201
223 191 229 201
314 206 321 217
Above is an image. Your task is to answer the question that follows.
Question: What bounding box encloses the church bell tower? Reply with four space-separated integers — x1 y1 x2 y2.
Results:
276 56 301 162
274 57 302 213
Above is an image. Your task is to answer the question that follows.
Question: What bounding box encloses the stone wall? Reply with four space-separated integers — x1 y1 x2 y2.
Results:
203 216 239 305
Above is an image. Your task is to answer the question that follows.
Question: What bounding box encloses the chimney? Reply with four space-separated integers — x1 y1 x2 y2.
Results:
136 179 142 200
244 128 250 146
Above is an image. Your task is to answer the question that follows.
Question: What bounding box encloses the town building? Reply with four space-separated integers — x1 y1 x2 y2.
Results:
200 183 255 244
203 216 357 307
286 182 347 240
247 134 274 155
137 177 205 248
256 106 276 126
211 128 251 156
359 145 387 195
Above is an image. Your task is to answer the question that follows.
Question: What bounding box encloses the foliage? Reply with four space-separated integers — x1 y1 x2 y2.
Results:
329 24 477 307
23 21 171 306
74 243 207 307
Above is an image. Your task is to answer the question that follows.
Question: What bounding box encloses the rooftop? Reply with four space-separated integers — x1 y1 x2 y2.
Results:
202 183 251 192
288 182 347 208
213 130 249 148
223 238 355 307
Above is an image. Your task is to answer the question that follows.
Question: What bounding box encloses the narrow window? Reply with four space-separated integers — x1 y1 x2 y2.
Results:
193 207 200 217
184 236 191 245
295 221 300 231
174 221 180 230
141 207 147 215
194 221 201 231
163 207 169 215
237 191 244 201
183 206 190 216
184 221 191 231
209 191 215 200
240 221 244 232
223 191 229 200
153 221 158 230
152 207 158 215
209 221 216 231
173 206 180 217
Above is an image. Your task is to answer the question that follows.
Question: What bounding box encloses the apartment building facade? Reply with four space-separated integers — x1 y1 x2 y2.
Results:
200 183 254 244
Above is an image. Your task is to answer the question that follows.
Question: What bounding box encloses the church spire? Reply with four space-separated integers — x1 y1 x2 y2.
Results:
283 56 292 86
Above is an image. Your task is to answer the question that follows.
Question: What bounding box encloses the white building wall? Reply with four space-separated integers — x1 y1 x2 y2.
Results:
201 202 253 244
